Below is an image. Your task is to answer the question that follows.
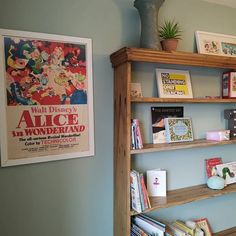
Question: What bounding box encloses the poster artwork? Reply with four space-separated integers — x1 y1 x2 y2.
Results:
0 30 94 166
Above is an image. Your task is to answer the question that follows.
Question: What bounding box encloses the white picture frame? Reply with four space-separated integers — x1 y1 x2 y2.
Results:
0 28 94 166
156 68 193 98
195 30 236 57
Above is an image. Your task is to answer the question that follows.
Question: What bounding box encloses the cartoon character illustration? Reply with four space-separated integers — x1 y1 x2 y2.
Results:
4 36 88 106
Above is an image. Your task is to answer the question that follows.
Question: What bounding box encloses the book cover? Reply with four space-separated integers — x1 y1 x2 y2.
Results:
216 161 236 185
151 106 184 144
133 215 165 236
130 170 142 213
222 71 236 98
131 83 143 98
131 119 143 149
205 157 222 178
164 117 193 143
147 169 167 197
156 68 193 98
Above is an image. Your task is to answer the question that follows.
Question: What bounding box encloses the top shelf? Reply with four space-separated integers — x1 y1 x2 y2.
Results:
110 47 236 69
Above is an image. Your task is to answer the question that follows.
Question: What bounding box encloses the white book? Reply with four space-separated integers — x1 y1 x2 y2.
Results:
130 170 142 213
133 216 164 236
216 161 236 185
147 169 167 197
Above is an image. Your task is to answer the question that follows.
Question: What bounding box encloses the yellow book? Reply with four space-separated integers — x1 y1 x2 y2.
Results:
173 220 194 236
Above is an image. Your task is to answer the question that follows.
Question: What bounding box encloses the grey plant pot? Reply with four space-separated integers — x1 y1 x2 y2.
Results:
134 0 165 49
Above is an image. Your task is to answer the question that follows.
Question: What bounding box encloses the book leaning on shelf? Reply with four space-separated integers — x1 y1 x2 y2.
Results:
130 170 151 213
132 214 166 236
131 119 143 149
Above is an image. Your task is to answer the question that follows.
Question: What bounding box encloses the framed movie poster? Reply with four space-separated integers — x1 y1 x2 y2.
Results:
0 29 94 166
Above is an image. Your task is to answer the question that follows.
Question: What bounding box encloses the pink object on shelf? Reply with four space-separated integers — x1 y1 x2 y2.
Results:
206 130 230 141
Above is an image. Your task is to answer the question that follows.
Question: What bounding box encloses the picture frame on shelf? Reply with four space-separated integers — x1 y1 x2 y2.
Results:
156 69 193 99
194 218 212 236
0 28 94 167
195 31 236 57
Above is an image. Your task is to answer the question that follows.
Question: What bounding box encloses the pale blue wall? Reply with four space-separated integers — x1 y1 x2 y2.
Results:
0 0 236 235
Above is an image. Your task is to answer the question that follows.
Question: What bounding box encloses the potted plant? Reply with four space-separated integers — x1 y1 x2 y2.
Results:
159 20 182 51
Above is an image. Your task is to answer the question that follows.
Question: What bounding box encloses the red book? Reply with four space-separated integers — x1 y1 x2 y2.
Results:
205 157 222 178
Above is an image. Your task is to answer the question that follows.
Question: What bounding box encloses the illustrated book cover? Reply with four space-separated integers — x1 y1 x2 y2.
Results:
216 161 236 185
222 71 236 98
146 169 167 197
164 117 193 143
205 157 222 178
151 106 184 144
156 69 193 98
131 83 143 98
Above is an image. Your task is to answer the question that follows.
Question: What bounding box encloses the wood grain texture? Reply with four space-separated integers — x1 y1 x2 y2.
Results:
131 97 236 103
110 47 236 69
213 227 236 236
131 139 236 154
131 184 236 216
114 62 132 236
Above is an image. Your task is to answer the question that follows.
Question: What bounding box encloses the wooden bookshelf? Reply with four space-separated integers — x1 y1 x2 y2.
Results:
131 139 236 154
111 47 236 69
131 97 236 103
213 227 236 235
111 47 236 236
131 183 236 216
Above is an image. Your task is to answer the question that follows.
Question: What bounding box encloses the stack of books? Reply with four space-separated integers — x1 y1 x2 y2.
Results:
131 119 143 149
130 170 151 213
131 214 166 236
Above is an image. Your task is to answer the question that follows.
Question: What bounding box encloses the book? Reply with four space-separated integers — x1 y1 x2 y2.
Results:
131 223 149 236
131 119 143 149
222 71 236 98
172 220 194 236
194 218 212 236
205 157 222 178
130 170 142 213
147 169 166 197
216 161 236 185
151 106 184 144
133 215 165 236
156 68 193 98
164 117 194 143
131 83 143 98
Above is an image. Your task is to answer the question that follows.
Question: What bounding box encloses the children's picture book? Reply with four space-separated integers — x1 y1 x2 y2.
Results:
147 169 167 197
194 218 212 236
131 83 143 98
151 106 184 144
205 157 222 178
222 71 236 98
156 69 193 98
216 161 236 185
164 117 193 143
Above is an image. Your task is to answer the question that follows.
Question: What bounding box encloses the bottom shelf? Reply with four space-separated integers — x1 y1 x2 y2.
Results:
213 227 236 235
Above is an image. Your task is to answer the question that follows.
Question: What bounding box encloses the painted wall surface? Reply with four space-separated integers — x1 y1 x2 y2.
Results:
0 0 236 235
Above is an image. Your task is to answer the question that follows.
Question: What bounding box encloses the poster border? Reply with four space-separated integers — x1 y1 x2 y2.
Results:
0 28 94 167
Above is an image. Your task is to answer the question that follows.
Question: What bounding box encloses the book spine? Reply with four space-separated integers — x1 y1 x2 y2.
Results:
139 173 150 210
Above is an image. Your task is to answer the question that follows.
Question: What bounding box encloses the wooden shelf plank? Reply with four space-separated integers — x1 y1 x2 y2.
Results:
213 227 236 236
131 97 236 103
131 139 236 154
131 184 236 216
110 47 236 69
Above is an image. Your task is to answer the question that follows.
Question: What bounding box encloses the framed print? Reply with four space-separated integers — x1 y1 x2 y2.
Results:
195 218 212 236
195 31 236 57
156 69 193 98
0 29 94 166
